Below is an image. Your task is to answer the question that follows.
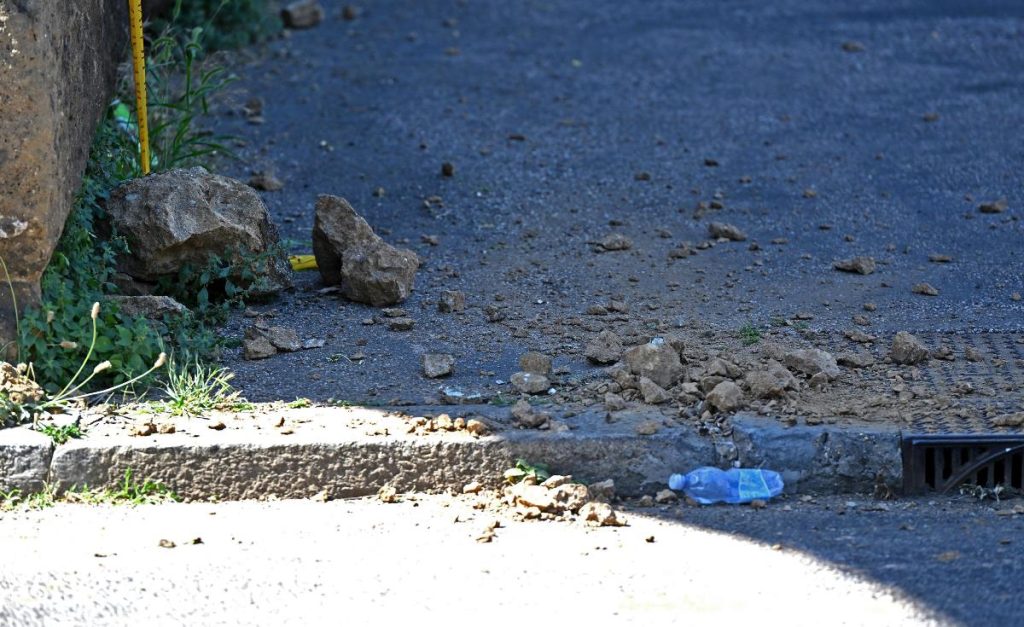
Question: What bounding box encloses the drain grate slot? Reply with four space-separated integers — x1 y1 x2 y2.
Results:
902 435 1024 494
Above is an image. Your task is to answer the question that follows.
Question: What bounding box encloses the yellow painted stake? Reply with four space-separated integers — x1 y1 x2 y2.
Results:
128 0 151 174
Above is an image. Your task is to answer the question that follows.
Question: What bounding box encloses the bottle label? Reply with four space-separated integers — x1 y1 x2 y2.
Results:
737 470 769 501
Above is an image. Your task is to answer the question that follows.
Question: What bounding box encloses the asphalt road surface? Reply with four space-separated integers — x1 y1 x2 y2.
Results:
208 0 1024 402
0 494 1021 626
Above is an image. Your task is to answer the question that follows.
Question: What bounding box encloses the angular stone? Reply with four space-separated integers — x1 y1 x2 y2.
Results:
438 290 466 313
106 168 291 295
510 372 550 395
597 233 633 251
708 222 747 241
837 352 875 369
890 332 929 365
578 501 625 526
519 352 552 376
623 339 684 388
706 380 744 413
833 256 876 275
745 361 796 399
585 330 624 365
312 195 420 306
639 377 671 404
107 295 188 320
281 0 324 28
511 400 549 428
422 354 455 379
784 349 840 380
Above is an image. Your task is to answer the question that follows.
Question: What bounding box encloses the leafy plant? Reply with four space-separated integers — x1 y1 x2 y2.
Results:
39 423 83 445
503 459 552 485
66 468 179 506
155 245 283 323
153 0 282 52
143 22 237 172
738 322 762 346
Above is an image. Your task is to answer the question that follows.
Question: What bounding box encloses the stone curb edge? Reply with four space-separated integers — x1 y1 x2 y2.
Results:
0 413 901 500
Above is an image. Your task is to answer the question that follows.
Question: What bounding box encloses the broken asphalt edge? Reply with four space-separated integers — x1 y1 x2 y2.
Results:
0 410 901 501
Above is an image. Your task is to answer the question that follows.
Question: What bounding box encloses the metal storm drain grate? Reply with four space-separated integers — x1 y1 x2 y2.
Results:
902 435 1024 495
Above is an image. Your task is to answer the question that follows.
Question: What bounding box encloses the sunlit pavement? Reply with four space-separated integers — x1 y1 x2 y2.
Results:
0 496 995 626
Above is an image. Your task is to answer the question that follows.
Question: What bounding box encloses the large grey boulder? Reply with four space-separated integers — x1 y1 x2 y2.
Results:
105 168 291 295
312 195 420 306
0 0 128 350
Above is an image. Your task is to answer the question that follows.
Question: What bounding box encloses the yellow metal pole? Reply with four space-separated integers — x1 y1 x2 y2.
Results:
127 0 151 175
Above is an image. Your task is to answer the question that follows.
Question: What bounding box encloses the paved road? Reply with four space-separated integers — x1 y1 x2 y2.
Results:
210 0 1024 403
0 495 1020 626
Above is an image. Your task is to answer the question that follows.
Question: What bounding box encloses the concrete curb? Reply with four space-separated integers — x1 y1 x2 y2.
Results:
0 410 903 500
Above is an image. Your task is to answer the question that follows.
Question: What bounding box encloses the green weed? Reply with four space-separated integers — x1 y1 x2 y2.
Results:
39 423 83 445
738 323 762 346
66 469 179 506
154 355 246 416
154 0 282 52
503 459 552 485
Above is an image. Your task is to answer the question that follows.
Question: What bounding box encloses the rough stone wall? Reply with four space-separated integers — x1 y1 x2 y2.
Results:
0 0 128 349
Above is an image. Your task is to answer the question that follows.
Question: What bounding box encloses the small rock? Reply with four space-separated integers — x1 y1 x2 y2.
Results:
281 0 324 28
243 334 277 360
341 4 359 20
302 338 326 350
655 489 678 504
863 303 877 312
623 339 684 388
749 499 767 509
745 361 797 399
131 422 156 437
248 171 284 191
852 315 871 326
377 485 399 503
585 330 624 365
438 290 466 313
992 413 1024 427
833 256 876 275
841 41 865 52
890 332 930 365
578 502 625 526
928 254 953 263
484 305 506 323
107 295 188 320
837 352 875 368
708 222 747 241
845 329 876 343
159 539 176 549
706 380 744 412
510 372 550 395
912 283 939 296
964 347 985 363
979 198 1008 214
931 346 955 361
388 317 415 331
465 419 489 436
638 377 671 404
634 419 660 435
604 392 627 412
519 352 552 376
422 354 455 378
462 481 482 494
588 479 616 502
784 348 840 380
596 233 633 252
511 400 550 428
156 422 176 435
441 162 455 177
808 372 829 389
312 195 420 307
208 421 226 431
706 357 743 379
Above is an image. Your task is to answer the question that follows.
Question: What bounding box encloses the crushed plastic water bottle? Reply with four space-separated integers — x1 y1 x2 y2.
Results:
667 467 784 505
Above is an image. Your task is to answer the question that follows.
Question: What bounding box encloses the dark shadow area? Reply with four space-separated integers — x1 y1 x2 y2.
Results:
626 493 1024 625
